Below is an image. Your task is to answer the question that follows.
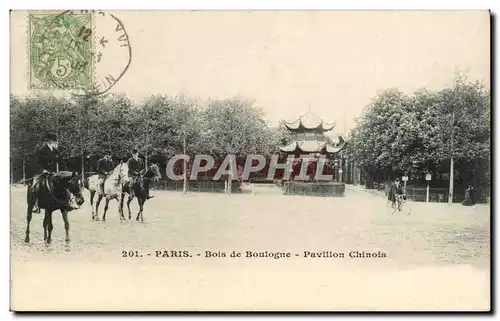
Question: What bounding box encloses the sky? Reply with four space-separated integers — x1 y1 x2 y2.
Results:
10 10 490 135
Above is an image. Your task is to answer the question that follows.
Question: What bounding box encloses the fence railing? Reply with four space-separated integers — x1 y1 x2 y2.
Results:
379 184 487 203
151 180 243 193
282 181 346 197
404 187 451 203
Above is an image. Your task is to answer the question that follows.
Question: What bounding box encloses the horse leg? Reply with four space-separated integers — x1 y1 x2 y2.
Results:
95 194 103 221
61 209 70 244
102 198 110 222
136 198 144 222
45 210 54 245
25 191 35 243
25 207 33 243
117 197 123 222
140 197 145 223
43 210 49 242
90 190 96 220
127 196 133 220
119 193 126 221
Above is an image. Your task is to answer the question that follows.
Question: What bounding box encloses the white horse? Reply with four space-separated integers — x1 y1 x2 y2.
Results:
85 162 129 222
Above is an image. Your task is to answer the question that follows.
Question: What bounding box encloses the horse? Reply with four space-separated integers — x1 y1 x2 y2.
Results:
85 162 129 222
120 163 162 222
25 171 85 245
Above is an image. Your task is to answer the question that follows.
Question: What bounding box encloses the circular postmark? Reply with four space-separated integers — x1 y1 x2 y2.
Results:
28 10 132 95
89 10 132 95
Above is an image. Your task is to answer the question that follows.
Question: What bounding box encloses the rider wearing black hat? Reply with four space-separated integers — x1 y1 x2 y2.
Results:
36 131 60 174
31 131 75 212
126 148 152 199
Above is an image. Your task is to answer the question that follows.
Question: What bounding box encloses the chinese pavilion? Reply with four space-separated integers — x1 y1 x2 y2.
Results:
279 111 345 155
278 111 347 196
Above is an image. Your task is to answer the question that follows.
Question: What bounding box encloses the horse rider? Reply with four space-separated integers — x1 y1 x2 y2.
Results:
31 131 75 213
96 152 114 194
126 149 152 199
387 177 405 209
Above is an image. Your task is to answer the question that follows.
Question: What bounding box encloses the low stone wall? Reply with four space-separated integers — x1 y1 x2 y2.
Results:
282 181 346 197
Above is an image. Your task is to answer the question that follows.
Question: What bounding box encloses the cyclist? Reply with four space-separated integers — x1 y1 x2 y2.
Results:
388 177 405 210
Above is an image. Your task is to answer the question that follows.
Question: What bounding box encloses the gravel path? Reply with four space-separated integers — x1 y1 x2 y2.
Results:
10 184 490 311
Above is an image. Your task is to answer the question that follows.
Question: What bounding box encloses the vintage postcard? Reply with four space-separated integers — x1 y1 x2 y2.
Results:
9 10 491 311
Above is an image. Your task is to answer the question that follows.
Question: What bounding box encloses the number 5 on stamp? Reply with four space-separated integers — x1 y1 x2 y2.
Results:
28 12 93 90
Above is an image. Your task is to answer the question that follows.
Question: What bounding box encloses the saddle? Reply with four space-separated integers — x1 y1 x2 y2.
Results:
32 172 52 190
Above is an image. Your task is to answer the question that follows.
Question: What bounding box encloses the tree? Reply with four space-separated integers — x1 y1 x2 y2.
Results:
346 73 490 200
97 93 134 158
68 88 106 176
10 94 71 179
346 88 409 182
202 97 272 157
267 122 294 155
436 75 490 196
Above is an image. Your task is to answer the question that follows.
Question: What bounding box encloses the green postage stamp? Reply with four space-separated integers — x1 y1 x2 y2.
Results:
28 11 93 90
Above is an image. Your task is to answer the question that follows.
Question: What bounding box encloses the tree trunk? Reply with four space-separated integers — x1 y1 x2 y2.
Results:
81 154 85 180
22 159 26 183
449 157 454 204
339 156 343 183
183 133 187 195
351 161 355 184
10 159 14 184
145 123 150 170
449 110 455 204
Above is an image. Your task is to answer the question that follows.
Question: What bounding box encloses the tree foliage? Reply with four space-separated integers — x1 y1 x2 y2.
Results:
10 92 280 177
11 73 490 194
346 75 490 193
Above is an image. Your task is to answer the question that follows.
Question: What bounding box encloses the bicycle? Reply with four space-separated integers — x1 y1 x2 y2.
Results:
391 194 411 216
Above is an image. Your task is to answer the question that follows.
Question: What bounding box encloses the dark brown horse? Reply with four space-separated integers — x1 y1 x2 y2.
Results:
25 171 85 245
120 163 161 222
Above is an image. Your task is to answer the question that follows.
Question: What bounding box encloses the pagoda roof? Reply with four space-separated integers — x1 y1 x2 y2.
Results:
279 136 346 154
283 111 336 132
